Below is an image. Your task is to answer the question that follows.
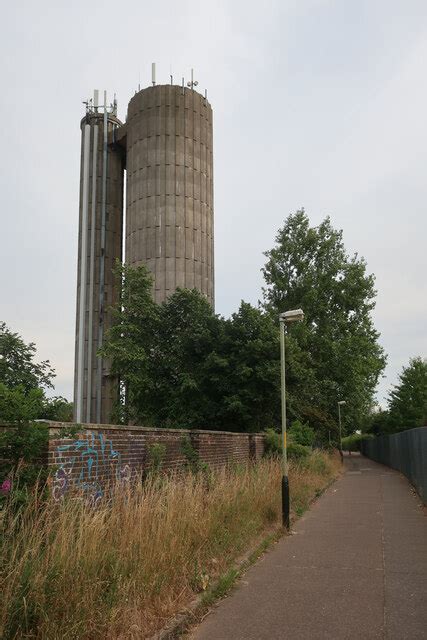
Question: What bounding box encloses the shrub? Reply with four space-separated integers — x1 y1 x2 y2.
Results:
264 430 310 460
264 428 281 456
341 433 374 451
180 436 210 475
287 442 310 460
0 422 79 510
146 443 167 474
289 420 315 447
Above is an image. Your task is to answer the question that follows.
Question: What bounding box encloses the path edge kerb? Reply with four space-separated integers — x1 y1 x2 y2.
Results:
147 473 341 640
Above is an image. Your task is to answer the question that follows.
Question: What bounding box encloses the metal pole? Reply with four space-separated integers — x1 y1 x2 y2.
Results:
76 123 91 424
96 92 108 423
280 319 290 529
338 402 343 462
86 122 98 423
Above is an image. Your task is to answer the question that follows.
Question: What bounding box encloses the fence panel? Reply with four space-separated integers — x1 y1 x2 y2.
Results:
362 427 427 504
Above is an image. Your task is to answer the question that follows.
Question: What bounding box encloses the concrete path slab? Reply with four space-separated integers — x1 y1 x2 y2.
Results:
190 454 427 640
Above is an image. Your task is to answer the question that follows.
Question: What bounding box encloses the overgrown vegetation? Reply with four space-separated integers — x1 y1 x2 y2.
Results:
0 322 74 502
102 211 386 442
264 420 317 459
146 443 167 475
0 452 340 639
0 322 72 425
341 432 374 451
365 357 427 435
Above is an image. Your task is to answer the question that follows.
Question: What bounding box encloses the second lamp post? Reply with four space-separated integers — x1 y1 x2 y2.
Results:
338 400 346 461
279 308 304 529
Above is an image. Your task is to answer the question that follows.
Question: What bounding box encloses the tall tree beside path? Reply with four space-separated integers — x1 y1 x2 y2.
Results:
262 210 387 436
387 357 427 432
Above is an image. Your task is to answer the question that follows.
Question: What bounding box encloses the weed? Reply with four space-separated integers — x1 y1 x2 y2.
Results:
147 442 166 475
0 452 341 639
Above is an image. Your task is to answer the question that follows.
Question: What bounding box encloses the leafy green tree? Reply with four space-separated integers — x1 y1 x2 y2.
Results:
211 302 281 432
0 322 54 393
100 262 159 424
149 288 222 428
103 266 283 431
0 324 74 501
41 396 73 422
387 357 427 432
288 420 315 446
363 407 391 436
0 323 72 424
262 210 386 436
0 384 45 423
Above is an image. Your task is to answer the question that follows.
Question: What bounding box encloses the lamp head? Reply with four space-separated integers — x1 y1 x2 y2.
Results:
338 400 346 406
279 308 304 323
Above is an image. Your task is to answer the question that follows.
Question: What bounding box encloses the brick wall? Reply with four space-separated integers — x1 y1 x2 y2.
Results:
47 423 265 501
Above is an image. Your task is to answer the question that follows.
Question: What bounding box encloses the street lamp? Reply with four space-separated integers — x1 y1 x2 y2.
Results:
337 400 346 461
279 308 304 529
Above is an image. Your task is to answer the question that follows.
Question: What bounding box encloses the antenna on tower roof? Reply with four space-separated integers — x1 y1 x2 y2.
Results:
94 89 99 112
187 68 198 90
152 62 156 86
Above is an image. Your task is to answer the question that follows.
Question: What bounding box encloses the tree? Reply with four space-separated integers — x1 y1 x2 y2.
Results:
148 287 222 428
387 357 427 432
211 302 281 432
0 322 71 424
262 210 386 436
0 322 54 393
102 265 283 431
0 324 74 499
363 407 391 436
100 262 159 424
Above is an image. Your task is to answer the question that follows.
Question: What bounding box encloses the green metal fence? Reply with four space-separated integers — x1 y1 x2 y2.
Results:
361 427 427 505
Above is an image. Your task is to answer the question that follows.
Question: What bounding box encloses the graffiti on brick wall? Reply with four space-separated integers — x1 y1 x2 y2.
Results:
52 431 131 503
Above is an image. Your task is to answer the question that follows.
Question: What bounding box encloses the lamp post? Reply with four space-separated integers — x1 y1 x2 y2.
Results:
338 400 346 461
279 308 304 529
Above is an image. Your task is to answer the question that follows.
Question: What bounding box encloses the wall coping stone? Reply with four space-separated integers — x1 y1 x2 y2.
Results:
38 421 265 438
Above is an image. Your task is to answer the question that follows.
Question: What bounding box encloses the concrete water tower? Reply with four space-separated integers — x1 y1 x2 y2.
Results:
73 68 214 424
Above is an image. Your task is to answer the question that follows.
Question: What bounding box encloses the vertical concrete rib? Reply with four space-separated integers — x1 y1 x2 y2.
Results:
125 84 214 306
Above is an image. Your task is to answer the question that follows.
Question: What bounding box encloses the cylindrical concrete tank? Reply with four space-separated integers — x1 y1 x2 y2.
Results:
125 85 214 305
74 109 124 424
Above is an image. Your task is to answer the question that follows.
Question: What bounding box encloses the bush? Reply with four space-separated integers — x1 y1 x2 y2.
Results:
288 442 310 460
0 422 79 510
264 428 281 456
288 420 315 447
146 443 167 475
180 436 210 476
264 429 310 460
341 432 374 451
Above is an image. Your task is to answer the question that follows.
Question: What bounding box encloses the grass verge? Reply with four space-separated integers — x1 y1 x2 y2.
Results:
0 451 341 639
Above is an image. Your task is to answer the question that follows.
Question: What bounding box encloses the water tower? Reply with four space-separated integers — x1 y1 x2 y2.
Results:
74 68 214 424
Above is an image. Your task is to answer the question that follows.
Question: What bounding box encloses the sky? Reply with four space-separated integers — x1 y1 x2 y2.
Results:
1 0 426 407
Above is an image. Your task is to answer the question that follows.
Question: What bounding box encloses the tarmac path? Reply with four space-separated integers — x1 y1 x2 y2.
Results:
191 454 427 640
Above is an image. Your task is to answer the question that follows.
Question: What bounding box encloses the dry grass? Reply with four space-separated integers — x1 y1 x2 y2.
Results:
0 452 340 639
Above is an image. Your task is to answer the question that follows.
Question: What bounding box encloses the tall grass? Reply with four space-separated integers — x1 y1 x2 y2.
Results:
1 452 340 639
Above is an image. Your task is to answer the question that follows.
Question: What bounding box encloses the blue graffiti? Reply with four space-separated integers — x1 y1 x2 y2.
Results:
53 432 131 502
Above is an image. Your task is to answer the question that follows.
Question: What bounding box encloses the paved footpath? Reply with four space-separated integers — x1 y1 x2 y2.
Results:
191 454 427 640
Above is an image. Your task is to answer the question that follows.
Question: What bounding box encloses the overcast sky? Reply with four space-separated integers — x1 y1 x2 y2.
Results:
1 0 426 407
